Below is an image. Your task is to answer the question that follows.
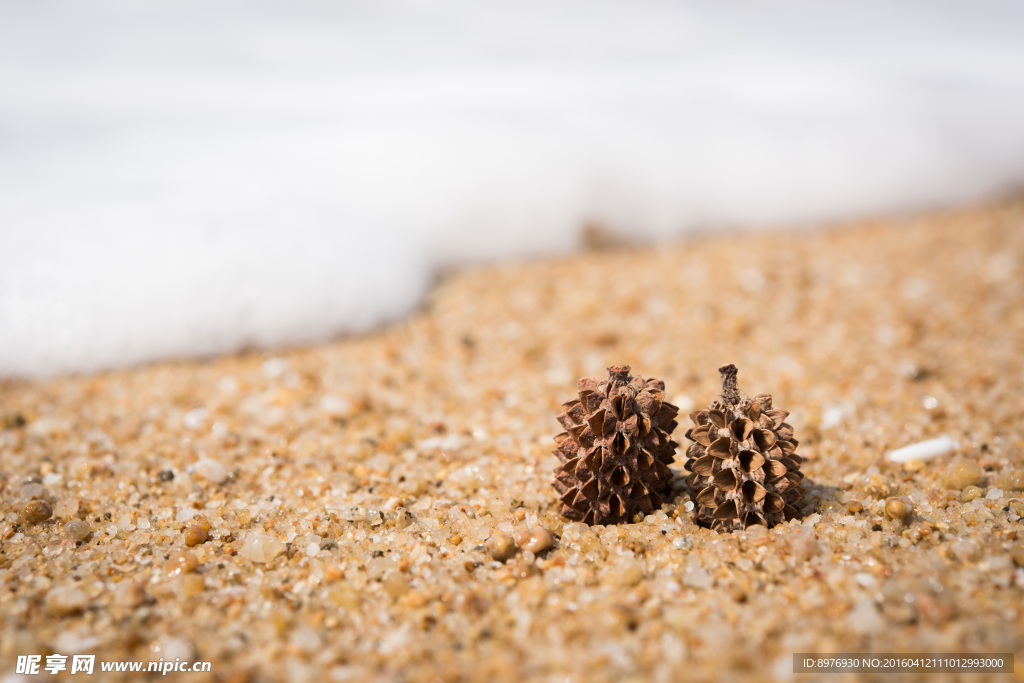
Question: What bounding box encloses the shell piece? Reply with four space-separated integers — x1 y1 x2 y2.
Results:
551 365 678 525
683 364 804 532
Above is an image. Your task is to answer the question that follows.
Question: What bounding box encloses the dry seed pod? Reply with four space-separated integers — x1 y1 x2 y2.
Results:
684 364 804 531
552 365 679 525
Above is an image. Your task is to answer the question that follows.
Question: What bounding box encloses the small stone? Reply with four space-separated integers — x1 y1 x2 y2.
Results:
865 474 892 499
64 519 92 542
845 500 863 513
241 533 286 563
305 541 320 557
183 524 208 547
46 585 89 615
53 498 79 519
382 573 410 598
178 574 205 597
847 598 884 635
485 532 516 562
21 499 53 525
994 470 1024 491
165 550 198 577
884 497 914 523
950 538 982 562
784 532 820 561
609 557 644 587
157 470 175 482
960 485 984 503
682 566 714 589
114 582 147 608
942 458 983 490
194 458 228 484
513 527 555 554
986 487 1004 500
902 459 926 473
449 534 462 546
20 483 50 502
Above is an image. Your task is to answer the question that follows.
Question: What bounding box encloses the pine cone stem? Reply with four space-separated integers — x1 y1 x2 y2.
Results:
719 364 741 405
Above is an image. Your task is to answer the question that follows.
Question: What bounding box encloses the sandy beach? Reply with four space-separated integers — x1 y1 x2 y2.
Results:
2 198 1024 682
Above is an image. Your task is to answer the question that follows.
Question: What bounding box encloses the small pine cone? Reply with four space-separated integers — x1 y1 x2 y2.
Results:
683 364 804 532
552 365 679 525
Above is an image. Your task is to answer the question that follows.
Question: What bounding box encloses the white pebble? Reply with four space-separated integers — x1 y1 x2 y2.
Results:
183 407 208 429
682 566 714 589
821 405 846 429
986 488 1004 500
846 598 884 634
46 585 89 615
670 394 695 412
305 541 320 557
887 435 959 463
683 501 694 512
854 572 876 588
194 458 228 484
446 463 492 491
175 507 201 523
241 533 287 563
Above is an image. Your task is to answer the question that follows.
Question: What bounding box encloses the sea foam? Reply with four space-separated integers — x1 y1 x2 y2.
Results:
3 0 1024 376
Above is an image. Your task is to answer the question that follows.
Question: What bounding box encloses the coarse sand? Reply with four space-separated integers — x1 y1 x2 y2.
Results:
2 199 1024 682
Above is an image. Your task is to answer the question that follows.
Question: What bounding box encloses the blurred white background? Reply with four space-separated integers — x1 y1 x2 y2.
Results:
3 0 1024 376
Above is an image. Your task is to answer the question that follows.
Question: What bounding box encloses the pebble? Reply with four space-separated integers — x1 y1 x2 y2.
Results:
950 538 982 562
847 598 884 634
178 574 206 597
183 524 208 547
864 474 892 499
959 485 984 503
46 585 89 615
53 498 79 518
609 558 644 587
682 566 714 589
64 519 92 542
20 483 50 501
514 527 554 554
383 573 410 598
884 497 914 523
165 550 198 577
446 464 492 492
113 582 147 608
21 499 53 525
784 532 820 561
485 532 517 562
942 458 983 490
241 533 286 563
194 458 229 484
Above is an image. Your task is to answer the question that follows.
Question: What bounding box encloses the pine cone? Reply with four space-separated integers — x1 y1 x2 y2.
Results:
552 365 679 525
684 364 804 531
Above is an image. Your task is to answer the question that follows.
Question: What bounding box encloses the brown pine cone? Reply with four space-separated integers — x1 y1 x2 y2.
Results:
552 365 679 525
684 364 804 531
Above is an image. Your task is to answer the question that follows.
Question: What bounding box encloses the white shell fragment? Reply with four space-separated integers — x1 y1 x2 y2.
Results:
887 435 959 463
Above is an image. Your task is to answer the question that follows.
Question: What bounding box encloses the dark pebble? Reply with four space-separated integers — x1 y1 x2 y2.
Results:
158 470 175 482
